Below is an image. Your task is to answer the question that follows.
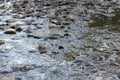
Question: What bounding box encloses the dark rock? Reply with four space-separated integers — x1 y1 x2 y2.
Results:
117 74 120 79
58 45 65 49
0 68 12 74
38 44 48 53
10 25 22 32
0 40 5 45
50 19 58 24
64 33 71 36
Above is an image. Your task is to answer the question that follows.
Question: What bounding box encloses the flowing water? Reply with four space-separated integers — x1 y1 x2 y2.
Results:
0 0 120 80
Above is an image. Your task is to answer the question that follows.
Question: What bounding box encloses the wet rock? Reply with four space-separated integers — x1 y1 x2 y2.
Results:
10 25 22 32
0 77 21 80
4 29 16 35
49 23 57 28
50 19 58 24
12 65 35 72
29 48 36 53
117 74 120 79
0 49 7 53
0 68 12 74
25 20 34 25
0 25 9 30
46 34 63 40
25 27 34 33
28 33 42 39
64 33 71 36
64 54 76 61
0 40 5 45
6 19 15 23
36 24 44 29
38 44 48 54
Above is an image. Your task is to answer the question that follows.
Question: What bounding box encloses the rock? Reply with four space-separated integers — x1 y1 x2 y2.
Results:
4 29 16 35
0 77 14 80
46 34 62 40
0 77 20 80
29 48 36 53
0 68 12 74
117 74 120 79
0 25 9 30
36 24 44 29
50 19 58 24
10 25 22 32
58 45 65 49
25 20 34 25
28 33 42 39
38 44 48 53
25 27 34 33
0 49 7 53
64 33 71 36
49 23 57 28
64 54 76 61
0 40 5 45
12 65 35 72
6 19 15 23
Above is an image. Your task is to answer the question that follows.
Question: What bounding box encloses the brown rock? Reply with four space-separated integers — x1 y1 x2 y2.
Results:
25 27 34 33
0 68 12 74
0 49 7 53
12 65 34 72
0 40 5 45
36 24 44 29
4 29 16 35
28 33 42 39
50 19 58 24
6 19 15 23
10 24 22 32
49 23 57 28
0 77 20 80
46 34 62 40
38 44 48 53
0 25 9 30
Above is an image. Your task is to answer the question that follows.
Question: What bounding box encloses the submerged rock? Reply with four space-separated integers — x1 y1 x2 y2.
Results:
0 40 5 45
38 43 48 54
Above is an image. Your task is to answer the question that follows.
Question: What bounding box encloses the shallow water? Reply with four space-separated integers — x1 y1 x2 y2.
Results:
0 0 120 80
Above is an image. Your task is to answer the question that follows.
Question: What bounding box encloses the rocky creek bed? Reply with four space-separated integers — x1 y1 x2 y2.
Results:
0 0 120 80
